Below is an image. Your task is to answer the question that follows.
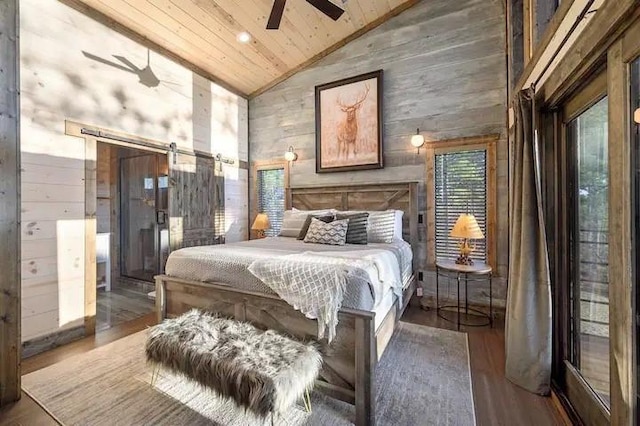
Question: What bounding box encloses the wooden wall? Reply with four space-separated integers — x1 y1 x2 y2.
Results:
249 0 509 308
0 0 21 405
19 0 248 345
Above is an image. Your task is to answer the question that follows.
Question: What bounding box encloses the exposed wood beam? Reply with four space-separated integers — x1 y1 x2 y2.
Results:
0 0 21 406
57 0 249 98
249 0 420 98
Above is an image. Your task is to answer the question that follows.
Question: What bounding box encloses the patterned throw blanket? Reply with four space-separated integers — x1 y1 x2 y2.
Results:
248 250 402 342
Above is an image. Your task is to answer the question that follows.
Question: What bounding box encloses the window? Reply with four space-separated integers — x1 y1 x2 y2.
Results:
426 135 497 267
256 167 285 237
434 149 488 262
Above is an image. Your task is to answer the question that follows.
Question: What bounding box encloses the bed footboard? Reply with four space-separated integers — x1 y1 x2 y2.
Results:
155 275 378 426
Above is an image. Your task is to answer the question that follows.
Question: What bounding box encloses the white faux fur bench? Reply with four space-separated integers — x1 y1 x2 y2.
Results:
145 309 322 421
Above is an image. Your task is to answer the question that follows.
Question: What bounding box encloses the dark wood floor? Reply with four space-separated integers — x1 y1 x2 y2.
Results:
0 306 568 426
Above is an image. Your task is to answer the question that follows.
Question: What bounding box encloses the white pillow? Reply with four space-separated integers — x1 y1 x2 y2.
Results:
279 209 335 237
393 210 404 241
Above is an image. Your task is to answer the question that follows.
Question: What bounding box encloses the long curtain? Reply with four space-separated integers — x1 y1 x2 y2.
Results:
505 89 552 395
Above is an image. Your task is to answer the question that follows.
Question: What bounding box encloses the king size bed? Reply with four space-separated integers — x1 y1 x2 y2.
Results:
154 182 419 426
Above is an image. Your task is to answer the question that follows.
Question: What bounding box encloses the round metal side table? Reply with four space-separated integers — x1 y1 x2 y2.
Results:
435 260 492 331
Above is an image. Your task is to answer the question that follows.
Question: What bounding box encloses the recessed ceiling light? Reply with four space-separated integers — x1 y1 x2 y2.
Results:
237 32 251 43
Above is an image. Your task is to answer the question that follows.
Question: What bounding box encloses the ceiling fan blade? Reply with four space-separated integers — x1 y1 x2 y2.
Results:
267 0 287 30
306 0 345 21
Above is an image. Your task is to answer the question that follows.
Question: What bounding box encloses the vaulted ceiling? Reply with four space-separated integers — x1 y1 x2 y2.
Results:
71 0 418 97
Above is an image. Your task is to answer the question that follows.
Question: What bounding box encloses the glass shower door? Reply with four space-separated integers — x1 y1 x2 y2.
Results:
120 154 162 282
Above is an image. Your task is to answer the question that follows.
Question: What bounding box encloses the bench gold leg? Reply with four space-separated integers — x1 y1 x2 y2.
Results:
150 365 159 387
303 388 312 413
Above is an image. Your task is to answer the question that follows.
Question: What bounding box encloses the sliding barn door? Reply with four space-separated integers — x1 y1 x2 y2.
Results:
169 153 224 250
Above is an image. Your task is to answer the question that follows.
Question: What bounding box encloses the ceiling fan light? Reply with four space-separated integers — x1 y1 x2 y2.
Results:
236 32 251 43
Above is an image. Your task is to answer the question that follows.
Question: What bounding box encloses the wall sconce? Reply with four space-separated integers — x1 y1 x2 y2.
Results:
410 128 425 154
284 145 298 162
634 107 640 124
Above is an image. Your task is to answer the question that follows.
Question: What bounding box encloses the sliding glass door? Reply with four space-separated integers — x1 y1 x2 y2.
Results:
557 74 610 424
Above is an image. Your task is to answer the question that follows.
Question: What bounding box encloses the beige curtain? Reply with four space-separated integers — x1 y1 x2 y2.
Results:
505 89 552 395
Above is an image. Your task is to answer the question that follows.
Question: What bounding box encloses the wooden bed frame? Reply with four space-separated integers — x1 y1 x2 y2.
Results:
154 182 419 426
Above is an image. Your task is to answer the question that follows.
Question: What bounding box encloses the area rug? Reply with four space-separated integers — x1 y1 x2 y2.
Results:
22 322 475 425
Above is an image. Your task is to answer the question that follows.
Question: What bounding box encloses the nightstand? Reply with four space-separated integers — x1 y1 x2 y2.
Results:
435 259 492 330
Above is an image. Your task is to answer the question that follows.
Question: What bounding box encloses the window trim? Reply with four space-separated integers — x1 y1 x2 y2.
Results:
426 134 499 269
251 160 290 239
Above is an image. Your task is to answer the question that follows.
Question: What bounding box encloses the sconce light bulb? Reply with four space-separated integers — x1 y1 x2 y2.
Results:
411 133 425 148
634 107 640 124
284 146 297 162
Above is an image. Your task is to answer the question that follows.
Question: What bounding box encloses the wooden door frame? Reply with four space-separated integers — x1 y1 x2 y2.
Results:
541 14 640 425
0 0 21 406
65 121 173 336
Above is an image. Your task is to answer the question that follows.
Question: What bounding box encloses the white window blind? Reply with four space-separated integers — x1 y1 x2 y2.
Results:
257 168 285 237
434 149 487 262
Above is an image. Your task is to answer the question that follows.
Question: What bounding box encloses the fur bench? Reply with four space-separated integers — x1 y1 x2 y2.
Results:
145 309 322 420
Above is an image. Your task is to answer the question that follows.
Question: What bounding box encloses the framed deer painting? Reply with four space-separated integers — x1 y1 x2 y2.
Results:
315 70 383 173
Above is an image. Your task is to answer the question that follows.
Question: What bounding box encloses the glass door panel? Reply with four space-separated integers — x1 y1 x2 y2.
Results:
120 154 159 282
567 95 610 407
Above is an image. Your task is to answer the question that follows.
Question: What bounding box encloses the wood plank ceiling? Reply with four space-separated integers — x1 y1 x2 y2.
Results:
72 0 417 97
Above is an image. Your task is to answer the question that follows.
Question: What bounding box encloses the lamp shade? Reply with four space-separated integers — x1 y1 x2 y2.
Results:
251 213 270 231
450 214 484 239
634 107 640 124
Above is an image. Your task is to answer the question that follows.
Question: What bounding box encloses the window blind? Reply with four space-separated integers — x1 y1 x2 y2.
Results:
434 149 487 262
257 168 285 237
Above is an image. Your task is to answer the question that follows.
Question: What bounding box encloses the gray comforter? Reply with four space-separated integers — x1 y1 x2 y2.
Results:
164 237 413 312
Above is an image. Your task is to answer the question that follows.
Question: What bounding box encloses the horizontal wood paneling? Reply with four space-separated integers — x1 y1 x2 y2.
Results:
249 0 509 308
19 0 248 347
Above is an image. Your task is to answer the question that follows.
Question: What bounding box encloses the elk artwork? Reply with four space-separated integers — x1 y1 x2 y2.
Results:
336 83 370 160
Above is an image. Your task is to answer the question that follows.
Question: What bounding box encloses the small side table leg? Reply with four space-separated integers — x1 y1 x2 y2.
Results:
457 272 461 331
465 273 468 315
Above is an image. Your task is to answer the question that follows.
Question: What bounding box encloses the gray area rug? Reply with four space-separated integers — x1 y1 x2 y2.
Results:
22 322 475 425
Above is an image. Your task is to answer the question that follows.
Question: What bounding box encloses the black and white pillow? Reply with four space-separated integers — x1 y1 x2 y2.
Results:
303 218 349 246
297 214 335 240
336 212 369 244
367 210 396 243
279 209 333 237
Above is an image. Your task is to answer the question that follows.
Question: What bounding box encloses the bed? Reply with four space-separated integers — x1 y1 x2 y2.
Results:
154 182 419 426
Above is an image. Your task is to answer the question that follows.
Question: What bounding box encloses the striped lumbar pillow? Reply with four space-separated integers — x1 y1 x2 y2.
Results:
367 210 396 243
336 212 369 244
297 214 335 240
304 217 349 246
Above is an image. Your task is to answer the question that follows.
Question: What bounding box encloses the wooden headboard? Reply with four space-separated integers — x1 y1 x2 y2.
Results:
286 182 419 269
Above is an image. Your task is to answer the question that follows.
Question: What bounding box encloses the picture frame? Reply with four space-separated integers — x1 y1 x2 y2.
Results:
314 70 383 173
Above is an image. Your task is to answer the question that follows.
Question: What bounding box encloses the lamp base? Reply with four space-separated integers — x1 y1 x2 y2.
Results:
455 254 474 266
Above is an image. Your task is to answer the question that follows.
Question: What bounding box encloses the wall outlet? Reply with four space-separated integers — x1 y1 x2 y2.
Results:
416 287 423 297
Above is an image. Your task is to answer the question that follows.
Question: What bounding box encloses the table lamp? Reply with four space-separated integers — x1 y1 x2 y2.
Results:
251 213 270 238
450 213 484 265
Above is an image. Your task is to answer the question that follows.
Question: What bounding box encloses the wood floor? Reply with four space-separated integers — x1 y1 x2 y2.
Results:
96 286 155 332
0 306 568 426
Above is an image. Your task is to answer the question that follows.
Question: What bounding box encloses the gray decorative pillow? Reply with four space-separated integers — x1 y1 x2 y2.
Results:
297 214 335 240
367 210 396 243
336 212 369 244
304 218 349 246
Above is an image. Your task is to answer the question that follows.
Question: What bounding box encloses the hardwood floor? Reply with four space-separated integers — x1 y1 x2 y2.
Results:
402 305 569 426
0 306 567 426
96 285 155 332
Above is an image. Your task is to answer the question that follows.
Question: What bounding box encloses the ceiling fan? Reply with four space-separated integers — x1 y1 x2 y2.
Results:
267 0 345 30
